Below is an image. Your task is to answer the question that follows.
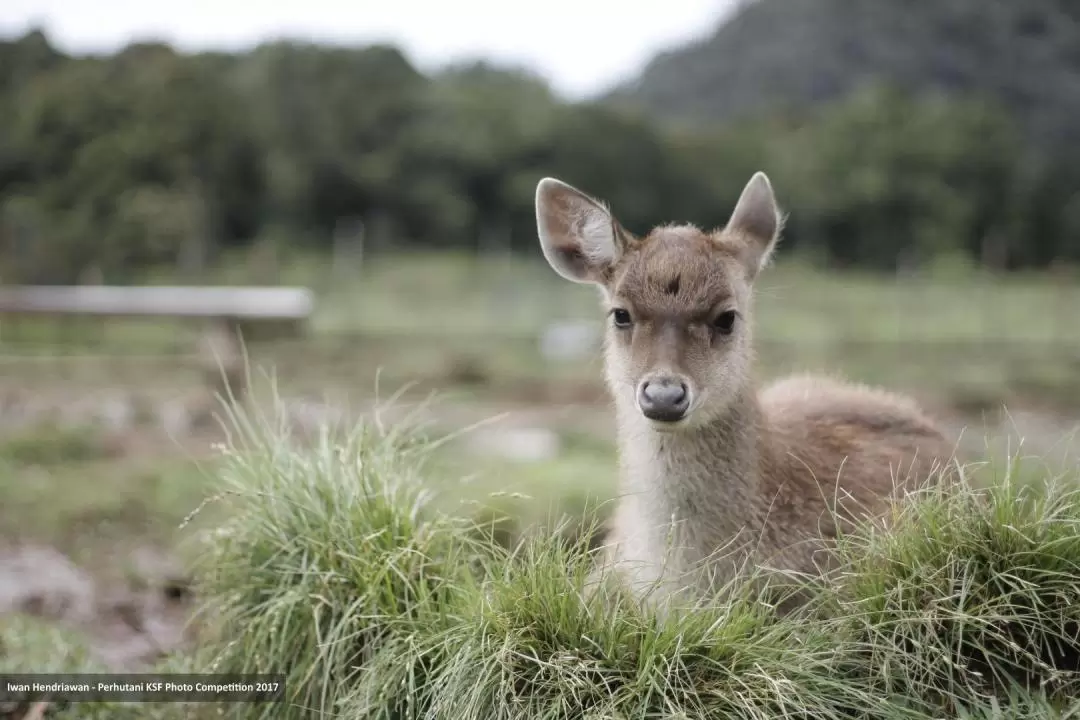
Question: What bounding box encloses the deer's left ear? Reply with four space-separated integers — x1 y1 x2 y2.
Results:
725 172 784 281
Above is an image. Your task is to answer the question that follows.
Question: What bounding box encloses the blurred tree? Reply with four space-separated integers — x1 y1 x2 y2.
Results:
3 39 262 281
777 86 1022 270
234 42 427 237
393 61 561 248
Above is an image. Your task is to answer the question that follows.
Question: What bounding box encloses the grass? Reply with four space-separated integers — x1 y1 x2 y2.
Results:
297 251 1080 345
427 433 616 551
0 614 214 719
3 250 1079 411
828 458 1080 711
0 423 110 467
0 614 104 675
0 424 220 569
100 392 1076 720
4 249 1080 350
187 394 480 719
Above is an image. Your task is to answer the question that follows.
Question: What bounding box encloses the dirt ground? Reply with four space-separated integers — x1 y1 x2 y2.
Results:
0 543 195 670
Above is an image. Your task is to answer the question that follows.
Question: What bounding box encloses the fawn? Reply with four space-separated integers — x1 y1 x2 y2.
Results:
534 171 957 605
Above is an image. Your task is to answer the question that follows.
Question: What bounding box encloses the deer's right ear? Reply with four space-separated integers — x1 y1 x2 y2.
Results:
535 178 624 284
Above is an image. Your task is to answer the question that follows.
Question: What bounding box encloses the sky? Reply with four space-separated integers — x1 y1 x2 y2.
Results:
0 0 736 99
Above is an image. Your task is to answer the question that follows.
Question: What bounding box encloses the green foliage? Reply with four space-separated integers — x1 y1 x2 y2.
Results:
2 41 263 282
4 6 1080 279
774 87 1025 269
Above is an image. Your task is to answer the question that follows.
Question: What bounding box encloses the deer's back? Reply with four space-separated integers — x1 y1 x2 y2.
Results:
756 373 957 547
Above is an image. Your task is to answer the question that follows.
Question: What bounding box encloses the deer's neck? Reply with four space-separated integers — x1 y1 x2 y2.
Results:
615 387 768 566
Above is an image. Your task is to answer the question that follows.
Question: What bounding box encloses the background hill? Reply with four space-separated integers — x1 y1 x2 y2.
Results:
610 0 1080 147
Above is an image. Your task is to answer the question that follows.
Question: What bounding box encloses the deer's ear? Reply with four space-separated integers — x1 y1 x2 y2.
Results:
535 178 628 284
726 171 784 280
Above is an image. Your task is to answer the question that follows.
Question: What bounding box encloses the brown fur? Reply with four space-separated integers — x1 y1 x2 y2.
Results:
535 173 958 607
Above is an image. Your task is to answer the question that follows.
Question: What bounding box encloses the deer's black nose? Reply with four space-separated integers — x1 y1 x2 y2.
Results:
638 377 690 422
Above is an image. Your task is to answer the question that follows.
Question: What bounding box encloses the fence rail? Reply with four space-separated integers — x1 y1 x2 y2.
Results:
0 285 314 322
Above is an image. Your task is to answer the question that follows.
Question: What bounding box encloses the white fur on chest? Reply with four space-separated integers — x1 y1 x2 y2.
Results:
608 410 764 597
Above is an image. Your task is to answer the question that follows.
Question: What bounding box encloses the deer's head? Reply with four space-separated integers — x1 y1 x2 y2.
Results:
535 172 783 430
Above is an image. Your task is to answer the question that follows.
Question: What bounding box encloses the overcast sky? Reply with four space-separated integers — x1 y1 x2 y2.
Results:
0 0 735 99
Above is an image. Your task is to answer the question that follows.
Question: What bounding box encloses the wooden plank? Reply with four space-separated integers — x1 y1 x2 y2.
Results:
0 286 315 321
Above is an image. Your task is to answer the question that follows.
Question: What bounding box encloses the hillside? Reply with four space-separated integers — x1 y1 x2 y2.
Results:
611 0 1080 144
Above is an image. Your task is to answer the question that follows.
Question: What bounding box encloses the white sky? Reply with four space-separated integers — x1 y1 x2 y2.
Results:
0 0 735 99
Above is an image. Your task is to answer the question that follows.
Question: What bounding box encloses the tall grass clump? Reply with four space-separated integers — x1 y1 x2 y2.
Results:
832 458 1080 713
188 392 479 719
377 529 898 720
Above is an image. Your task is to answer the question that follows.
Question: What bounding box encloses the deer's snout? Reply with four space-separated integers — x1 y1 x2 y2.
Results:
637 376 690 423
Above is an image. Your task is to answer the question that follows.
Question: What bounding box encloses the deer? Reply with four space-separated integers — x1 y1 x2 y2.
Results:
534 171 958 608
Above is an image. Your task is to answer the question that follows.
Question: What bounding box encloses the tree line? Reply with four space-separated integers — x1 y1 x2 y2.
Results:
1 29 1078 283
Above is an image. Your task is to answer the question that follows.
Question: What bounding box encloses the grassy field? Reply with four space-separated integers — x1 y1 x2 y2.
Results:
2 251 1079 409
0 414 617 566
1 251 1079 716
120 249 1080 349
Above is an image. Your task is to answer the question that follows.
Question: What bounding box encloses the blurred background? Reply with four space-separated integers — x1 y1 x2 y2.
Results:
0 0 1079 670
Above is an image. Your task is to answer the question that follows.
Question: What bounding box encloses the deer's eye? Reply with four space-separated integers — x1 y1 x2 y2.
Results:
712 310 737 335
612 309 632 328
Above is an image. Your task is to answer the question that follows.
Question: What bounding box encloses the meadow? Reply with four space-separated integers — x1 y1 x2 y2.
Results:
4 251 1079 406
1 251 1079 718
